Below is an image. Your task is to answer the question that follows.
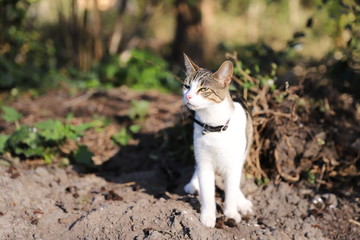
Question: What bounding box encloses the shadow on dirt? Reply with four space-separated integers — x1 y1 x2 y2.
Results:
60 89 196 201
96 123 195 199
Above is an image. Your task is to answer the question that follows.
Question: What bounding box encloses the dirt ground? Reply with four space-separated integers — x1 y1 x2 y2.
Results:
0 87 359 239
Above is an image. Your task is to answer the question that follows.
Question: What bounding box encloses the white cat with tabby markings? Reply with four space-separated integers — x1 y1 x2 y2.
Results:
182 54 253 228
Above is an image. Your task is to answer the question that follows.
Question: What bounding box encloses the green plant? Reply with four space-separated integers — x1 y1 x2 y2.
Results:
0 134 9 153
1 106 22 129
118 50 180 92
112 128 131 146
128 100 149 121
304 170 316 185
73 145 95 169
62 50 181 93
6 125 47 158
0 0 59 90
0 112 104 166
35 119 95 142
112 124 141 146
256 177 270 186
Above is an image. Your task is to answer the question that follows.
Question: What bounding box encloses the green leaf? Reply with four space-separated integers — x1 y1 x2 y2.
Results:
62 124 79 140
59 158 70 167
43 153 54 164
90 119 107 128
5 126 45 158
0 134 9 153
1 106 22 123
70 122 92 135
7 126 31 147
65 112 74 121
243 82 254 90
35 120 66 142
128 100 149 121
85 78 100 88
112 128 131 146
17 146 45 158
305 170 316 184
129 125 141 134
73 145 95 168
22 131 40 149
254 65 260 74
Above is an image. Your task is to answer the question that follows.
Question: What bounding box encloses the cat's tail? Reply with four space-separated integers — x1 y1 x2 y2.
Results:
244 110 253 160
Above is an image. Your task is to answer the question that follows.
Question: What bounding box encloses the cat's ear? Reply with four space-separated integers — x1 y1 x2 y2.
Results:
213 60 233 87
184 53 199 76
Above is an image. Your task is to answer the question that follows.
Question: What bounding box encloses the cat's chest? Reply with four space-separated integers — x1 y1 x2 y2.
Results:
193 103 247 150
194 124 238 149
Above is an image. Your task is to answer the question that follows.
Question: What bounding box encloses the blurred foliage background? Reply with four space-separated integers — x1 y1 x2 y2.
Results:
0 0 359 94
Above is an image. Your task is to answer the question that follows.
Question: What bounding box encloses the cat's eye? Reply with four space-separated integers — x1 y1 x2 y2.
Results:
198 87 208 93
182 84 190 89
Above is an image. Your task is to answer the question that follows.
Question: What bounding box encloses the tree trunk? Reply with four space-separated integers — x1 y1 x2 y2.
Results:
108 0 128 54
92 0 103 60
201 0 216 63
171 0 204 66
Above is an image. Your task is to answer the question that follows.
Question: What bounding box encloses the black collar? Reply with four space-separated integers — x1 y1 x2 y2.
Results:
189 115 230 135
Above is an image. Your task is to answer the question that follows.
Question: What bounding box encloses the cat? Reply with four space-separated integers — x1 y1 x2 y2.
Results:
182 54 253 227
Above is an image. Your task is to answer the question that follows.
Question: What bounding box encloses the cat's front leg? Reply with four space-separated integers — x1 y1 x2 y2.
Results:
198 163 216 227
223 168 242 223
184 167 199 194
237 189 253 215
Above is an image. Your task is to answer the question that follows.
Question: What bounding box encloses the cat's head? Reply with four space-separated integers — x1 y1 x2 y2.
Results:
182 54 233 110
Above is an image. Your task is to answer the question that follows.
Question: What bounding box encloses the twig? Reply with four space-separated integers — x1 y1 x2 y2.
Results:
69 208 96 230
274 149 300 182
349 219 360 227
55 201 68 213
316 164 326 190
315 179 333 188
252 110 293 119
118 181 136 187
64 90 97 107
226 52 256 84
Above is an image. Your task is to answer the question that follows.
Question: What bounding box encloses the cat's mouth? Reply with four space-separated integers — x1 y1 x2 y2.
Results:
185 102 200 110
185 101 195 108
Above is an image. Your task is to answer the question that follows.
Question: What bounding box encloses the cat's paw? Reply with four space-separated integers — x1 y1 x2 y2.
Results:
200 211 216 228
224 209 242 223
184 182 199 194
237 198 253 215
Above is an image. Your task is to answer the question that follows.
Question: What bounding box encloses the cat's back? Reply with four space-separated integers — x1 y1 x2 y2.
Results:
231 101 249 130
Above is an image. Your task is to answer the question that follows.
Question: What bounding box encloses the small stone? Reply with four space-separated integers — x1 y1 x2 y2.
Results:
225 218 237 228
104 190 123 201
215 217 225 229
35 167 49 178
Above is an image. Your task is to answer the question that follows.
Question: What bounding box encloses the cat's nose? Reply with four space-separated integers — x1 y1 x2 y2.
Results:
186 94 192 100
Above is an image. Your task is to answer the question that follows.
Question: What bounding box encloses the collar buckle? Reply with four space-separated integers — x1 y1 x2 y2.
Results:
220 124 228 132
